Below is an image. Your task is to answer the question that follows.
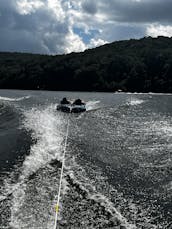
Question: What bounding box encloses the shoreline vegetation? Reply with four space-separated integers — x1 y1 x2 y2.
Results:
0 36 172 93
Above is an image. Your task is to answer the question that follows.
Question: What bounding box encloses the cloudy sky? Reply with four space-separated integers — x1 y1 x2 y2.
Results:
1 0 172 54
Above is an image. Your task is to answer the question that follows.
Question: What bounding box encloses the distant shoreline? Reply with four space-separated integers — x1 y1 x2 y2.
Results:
0 88 172 95
0 37 172 93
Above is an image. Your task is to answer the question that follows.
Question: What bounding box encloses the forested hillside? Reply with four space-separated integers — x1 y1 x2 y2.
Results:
0 36 172 92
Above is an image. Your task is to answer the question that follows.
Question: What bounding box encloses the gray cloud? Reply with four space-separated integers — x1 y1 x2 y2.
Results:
81 0 97 15
100 24 146 42
0 0 74 54
0 0 172 54
0 27 48 53
100 0 172 23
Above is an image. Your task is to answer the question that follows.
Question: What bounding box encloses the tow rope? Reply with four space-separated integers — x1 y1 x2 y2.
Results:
54 118 70 229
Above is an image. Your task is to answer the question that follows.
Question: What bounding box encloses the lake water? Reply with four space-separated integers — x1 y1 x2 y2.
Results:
0 90 171 228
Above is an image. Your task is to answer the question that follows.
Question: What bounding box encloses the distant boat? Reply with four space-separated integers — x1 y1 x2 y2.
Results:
57 98 86 113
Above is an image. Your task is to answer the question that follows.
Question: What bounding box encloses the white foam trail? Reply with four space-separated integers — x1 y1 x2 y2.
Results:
148 92 172 96
88 193 136 229
123 92 172 96
9 105 65 228
0 95 31 101
86 100 100 111
20 105 64 179
127 99 144 106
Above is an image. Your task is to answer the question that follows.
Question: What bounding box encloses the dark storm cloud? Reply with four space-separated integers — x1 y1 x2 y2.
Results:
100 0 172 24
0 0 71 54
81 0 97 15
80 0 172 42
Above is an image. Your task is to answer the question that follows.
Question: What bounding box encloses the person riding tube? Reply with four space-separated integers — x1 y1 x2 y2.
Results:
60 97 71 105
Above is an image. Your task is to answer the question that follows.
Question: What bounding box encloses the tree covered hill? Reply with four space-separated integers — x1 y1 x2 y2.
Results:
0 36 172 92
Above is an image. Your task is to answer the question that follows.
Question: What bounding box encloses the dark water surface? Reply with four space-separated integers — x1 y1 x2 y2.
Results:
0 90 171 228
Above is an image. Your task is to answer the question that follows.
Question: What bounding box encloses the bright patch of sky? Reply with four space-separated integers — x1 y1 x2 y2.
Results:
147 24 172 38
17 0 44 15
73 27 100 44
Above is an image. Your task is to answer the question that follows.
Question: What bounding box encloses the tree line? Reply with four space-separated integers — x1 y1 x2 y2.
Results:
0 36 172 92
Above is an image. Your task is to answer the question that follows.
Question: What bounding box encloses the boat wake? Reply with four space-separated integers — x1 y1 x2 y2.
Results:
0 105 66 228
86 100 100 111
1 99 169 228
127 98 144 106
0 95 31 102
0 103 137 228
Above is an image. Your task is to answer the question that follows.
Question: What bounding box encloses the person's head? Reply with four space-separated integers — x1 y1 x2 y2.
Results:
63 97 67 101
